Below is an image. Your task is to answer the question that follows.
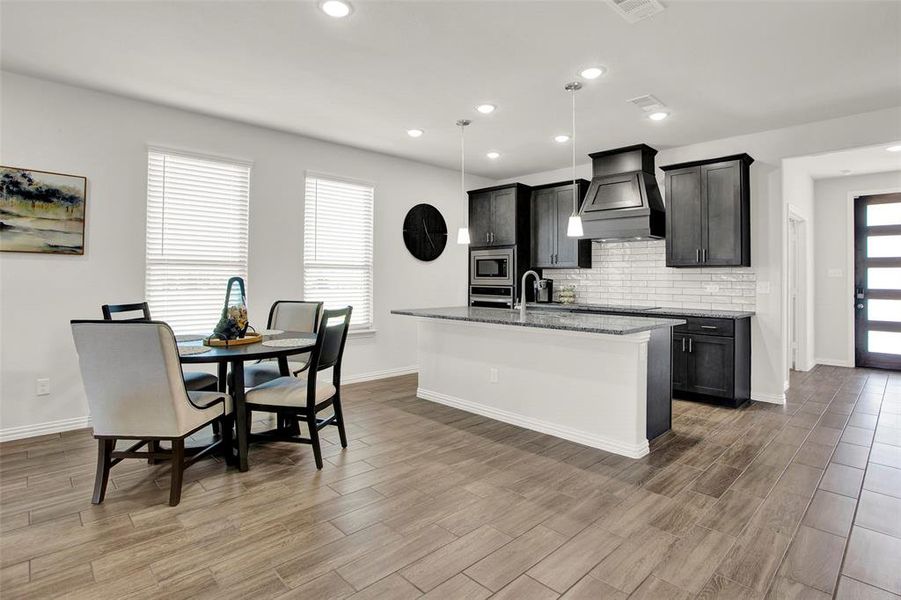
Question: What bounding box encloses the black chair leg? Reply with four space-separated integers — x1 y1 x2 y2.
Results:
148 440 161 465
169 439 185 506
91 438 114 504
221 415 235 466
308 416 323 469
332 394 348 449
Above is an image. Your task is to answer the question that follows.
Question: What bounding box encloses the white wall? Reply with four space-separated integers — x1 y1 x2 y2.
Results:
782 161 815 372
813 170 901 367
0 72 493 438
503 106 901 403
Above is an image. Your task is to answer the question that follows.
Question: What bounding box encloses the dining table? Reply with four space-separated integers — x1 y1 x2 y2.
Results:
177 330 317 471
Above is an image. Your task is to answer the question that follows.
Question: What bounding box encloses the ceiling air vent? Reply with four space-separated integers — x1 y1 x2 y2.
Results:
605 0 665 23
627 94 666 113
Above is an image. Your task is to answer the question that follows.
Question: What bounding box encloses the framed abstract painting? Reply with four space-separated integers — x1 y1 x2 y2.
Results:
0 166 87 255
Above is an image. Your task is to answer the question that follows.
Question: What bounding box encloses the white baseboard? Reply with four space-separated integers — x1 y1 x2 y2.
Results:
751 391 786 405
417 387 649 459
342 365 418 385
0 415 92 443
815 358 855 368
0 366 418 444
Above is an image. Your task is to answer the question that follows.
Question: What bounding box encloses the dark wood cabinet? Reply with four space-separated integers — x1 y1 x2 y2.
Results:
530 180 591 269
671 316 751 408
467 183 531 248
662 154 753 267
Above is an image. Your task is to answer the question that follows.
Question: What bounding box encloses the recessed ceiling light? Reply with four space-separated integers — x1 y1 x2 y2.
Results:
320 0 352 18
554 135 571 143
580 66 606 80
887 144 901 152
476 104 496 115
486 151 500 159
648 111 669 121
406 129 423 138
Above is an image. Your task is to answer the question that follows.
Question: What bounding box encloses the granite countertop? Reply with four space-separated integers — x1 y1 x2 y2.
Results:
518 302 755 320
391 306 685 335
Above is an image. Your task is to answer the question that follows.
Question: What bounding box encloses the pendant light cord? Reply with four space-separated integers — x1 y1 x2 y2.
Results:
571 85 577 214
461 122 466 226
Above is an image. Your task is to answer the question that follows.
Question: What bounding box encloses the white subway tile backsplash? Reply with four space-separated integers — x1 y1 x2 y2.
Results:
545 239 756 311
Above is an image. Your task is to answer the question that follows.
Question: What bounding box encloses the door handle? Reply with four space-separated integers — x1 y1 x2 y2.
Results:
696 249 701 263
681 337 686 352
486 233 490 243
688 338 693 353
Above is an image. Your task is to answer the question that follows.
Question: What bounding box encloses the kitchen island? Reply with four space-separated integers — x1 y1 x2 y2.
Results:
391 306 685 458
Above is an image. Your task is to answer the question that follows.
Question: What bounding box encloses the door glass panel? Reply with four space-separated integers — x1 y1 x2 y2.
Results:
868 268 901 289
867 202 901 226
868 299 901 322
868 235 901 258
868 331 901 355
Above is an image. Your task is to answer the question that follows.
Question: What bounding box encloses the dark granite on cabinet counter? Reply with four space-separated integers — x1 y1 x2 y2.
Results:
391 306 684 336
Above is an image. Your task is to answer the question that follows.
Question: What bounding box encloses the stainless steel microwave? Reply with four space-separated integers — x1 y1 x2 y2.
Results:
470 248 515 287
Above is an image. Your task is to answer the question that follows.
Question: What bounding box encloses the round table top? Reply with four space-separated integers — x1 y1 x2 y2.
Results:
177 330 317 364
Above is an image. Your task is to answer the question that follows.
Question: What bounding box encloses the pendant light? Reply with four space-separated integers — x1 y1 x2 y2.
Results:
456 119 472 244
565 81 584 237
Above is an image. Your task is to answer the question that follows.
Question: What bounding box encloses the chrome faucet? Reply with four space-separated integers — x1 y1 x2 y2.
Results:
520 270 540 320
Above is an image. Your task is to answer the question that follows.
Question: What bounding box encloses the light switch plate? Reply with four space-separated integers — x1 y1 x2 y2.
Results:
489 368 498 384
36 378 50 396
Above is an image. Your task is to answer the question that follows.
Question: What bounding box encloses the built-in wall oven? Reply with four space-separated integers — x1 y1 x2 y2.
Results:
469 248 516 309
470 247 515 287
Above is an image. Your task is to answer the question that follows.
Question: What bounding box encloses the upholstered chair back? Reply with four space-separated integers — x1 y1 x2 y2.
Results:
71 320 201 438
267 301 323 333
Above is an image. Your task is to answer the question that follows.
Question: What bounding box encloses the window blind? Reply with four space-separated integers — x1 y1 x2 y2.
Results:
145 149 250 335
303 175 374 330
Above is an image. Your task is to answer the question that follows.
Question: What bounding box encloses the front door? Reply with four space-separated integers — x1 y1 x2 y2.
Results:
854 193 901 370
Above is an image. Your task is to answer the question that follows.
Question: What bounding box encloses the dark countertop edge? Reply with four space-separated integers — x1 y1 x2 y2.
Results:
390 308 685 336
519 302 755 320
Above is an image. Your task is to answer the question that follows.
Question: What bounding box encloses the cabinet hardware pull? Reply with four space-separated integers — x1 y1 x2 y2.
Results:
681 337 686 352
696 249 701 263
689 338 693 353
703 248 708 262
700 325 716 329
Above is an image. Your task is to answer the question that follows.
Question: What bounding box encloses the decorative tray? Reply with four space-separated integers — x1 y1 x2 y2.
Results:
203 333 263 347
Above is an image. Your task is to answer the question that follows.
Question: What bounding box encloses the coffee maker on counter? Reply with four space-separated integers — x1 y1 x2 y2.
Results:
534 278 553 303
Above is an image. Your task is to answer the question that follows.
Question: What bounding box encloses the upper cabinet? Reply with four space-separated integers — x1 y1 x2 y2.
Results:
662 154 754 267
530 180 591 269
468 183 531 248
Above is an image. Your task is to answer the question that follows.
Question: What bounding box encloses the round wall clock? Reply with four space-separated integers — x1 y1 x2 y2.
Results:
403 203 447 262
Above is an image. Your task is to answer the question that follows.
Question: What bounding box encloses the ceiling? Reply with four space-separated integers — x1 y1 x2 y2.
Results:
789 143 901 180
2 1 899 178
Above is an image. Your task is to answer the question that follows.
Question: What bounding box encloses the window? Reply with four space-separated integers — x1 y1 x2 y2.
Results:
145 149 251 334
303 174 374 330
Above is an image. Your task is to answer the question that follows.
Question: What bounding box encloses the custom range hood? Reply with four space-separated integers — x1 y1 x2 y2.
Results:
578 144 665 241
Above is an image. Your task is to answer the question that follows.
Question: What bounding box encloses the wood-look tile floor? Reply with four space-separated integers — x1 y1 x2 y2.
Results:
2 367 900 599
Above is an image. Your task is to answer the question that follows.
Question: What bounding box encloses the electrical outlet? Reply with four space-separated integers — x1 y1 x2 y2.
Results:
489 368 498 384
827 268 843 278
36 378 50 396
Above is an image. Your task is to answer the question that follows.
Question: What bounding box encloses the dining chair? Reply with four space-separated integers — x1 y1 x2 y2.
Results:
240 300 324 388
243 306 352 469
71 320 234 506
101 302 219 392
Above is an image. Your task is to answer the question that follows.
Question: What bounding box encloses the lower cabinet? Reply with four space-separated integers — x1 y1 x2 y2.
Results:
672 317 751 407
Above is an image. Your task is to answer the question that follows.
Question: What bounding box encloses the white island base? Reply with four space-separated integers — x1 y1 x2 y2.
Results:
414 318 673 459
